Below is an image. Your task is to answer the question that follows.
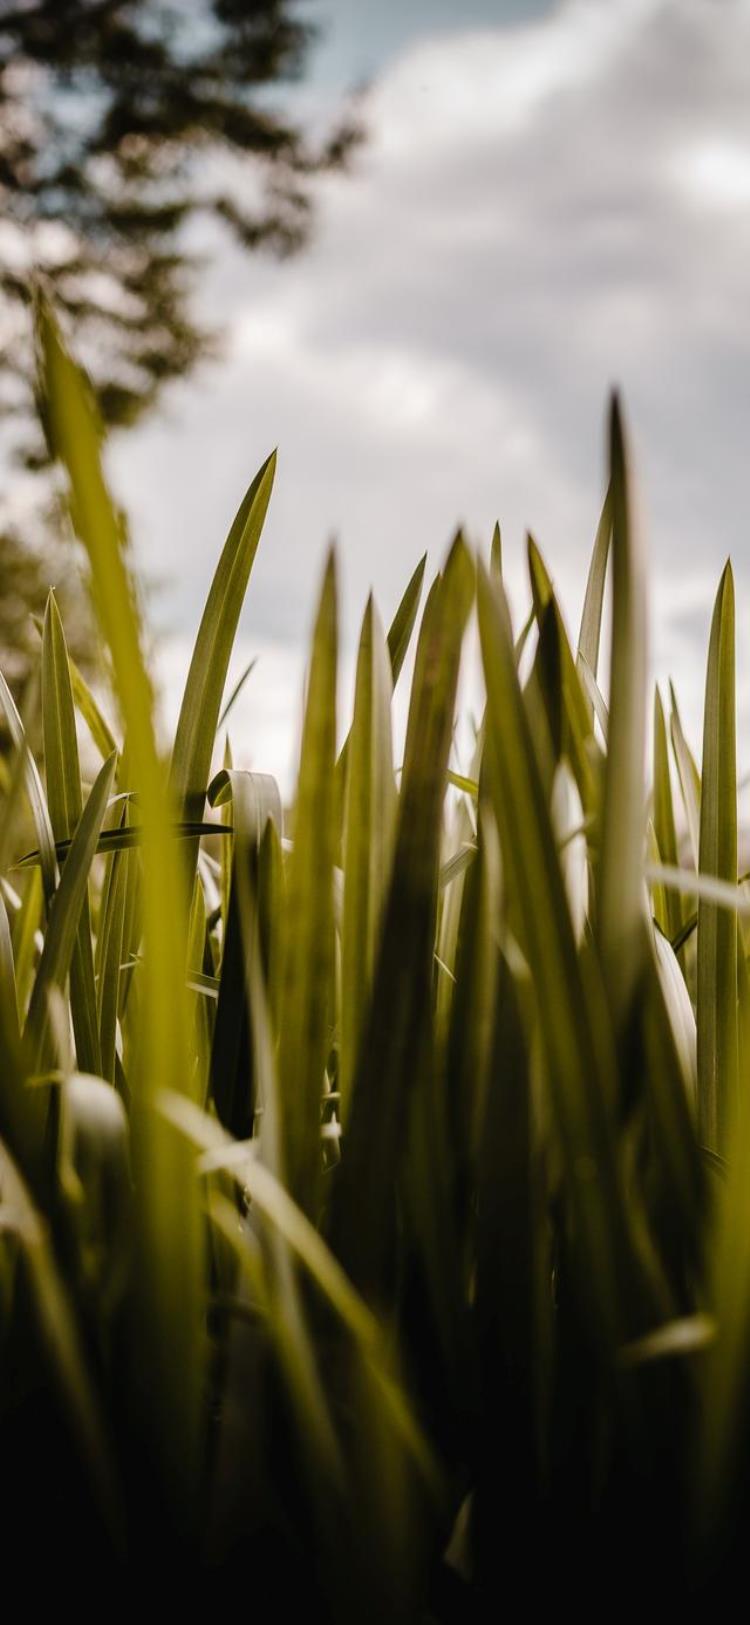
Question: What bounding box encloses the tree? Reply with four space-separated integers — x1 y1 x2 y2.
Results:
0 0 358 700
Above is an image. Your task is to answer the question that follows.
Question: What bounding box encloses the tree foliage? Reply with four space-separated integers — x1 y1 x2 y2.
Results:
0 0 356 445
0 0 358 690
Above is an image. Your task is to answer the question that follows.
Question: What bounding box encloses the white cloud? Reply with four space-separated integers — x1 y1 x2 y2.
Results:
109 0 750 793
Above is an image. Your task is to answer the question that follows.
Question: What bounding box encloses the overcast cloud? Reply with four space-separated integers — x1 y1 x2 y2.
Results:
108 0 750 791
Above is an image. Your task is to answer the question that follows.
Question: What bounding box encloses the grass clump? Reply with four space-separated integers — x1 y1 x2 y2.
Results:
1 302 749 1621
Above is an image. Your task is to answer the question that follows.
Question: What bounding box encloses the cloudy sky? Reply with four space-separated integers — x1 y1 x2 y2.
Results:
107 0 750 792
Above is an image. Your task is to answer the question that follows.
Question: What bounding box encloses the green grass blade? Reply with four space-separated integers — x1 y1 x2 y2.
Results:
38 297 205 1516
476 560 638 1356
332 537 474 1304
170 452 276 827
26 752 116 1067
597 396 648 1026
697 562 738 1154
653 685 684 942
217 656 257 732
577 480 612 687
277 551 338 1216
526 536 596 811
70 655 120 761
0 667 57 904
42 590 101 1074
385 552 427 688
97 839 128 1085
0 890 19 1043
207 767 282 1136
670 683 701 869
340 595 396 1121
335 552 426 824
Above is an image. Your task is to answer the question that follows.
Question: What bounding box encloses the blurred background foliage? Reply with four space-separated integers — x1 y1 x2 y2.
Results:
0 0 359 698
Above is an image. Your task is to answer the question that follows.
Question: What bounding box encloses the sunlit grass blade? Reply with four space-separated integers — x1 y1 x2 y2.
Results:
277 552 337 1216
526 535 596 811
340 595 396 1121
670 683 701 869
97 838 128 1085
477 559 639 1355
41 590 101 1074
0 890 19 1043
170 452 276 830
0 668 57 904
217 655 257 733
335 551 426 820
26 751 116 1069
653 684 684 942
385 551 427 687
577 480 612 691
697 562 738 1155
332 537 474 1304
38 296 205 1516
597 395 648 1027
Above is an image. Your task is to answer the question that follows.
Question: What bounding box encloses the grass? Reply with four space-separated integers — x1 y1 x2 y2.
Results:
1 301 749 1621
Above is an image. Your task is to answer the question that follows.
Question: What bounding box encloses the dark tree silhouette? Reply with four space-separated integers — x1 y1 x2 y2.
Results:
0 0 356 445
0 0 358 697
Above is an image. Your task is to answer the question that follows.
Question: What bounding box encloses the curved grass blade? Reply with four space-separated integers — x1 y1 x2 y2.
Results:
0 667 57 904
278 552 338 1215
15 819 231 870
697 562 738 1154
477 560 640 1356
335 552 426 823
597 395 648 1028
42 590 101 1074
0 890 19 1043
332 537 474 1304
340 595 396 1121
526 536 595 811
577 480 612 690
26 752 116 1067
653 685 684 942
217 655 257 733
170 452 276 828
38 296 204 1516
669 683 701 870
207 767 282 1136
386 552 428 688
70 656 119 762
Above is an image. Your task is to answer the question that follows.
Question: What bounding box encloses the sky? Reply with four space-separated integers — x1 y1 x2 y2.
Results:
103 0 750 793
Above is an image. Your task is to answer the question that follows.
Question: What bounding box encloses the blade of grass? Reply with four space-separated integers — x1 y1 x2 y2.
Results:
597 395 649 1027
26 752 116 1068
477 559 641 1356
577 480 612 691
277 552 338 1216
170 453 276 831
0 668 57 905
42 590 101 1074
653 685 684 943
331 537 474 1305
696 562 738 1155
38 296 205 1516
340 595 396 1122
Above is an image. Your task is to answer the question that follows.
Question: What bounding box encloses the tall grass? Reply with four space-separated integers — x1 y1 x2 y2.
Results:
1 302 749 1620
